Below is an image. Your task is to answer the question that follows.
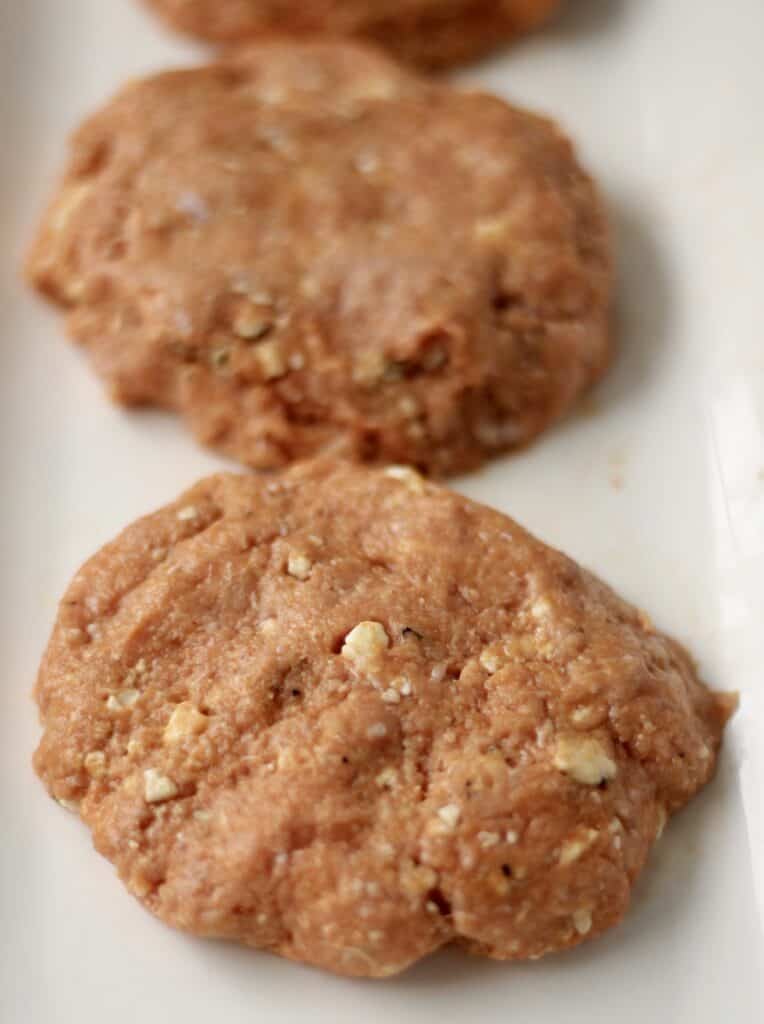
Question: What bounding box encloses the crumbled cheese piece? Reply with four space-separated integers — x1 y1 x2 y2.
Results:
254 339 287 379
553 735 617 785
559 828 599 866
477 831 500 849
571 705 597 726
164 702 208 744
572 908 592 935
383 465 425 493
342 621 389 665
437 803 461 831
106 689 139 712
353 350 387 383
530 597 553 620
143 769 179 804
233 304 272 340
479 649 503 674
287 553 312 580
84 751 106 778
375 768 397 789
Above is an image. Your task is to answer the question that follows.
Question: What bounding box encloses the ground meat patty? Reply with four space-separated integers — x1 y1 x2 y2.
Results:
34 460 733 977
143 0 561 70
26 39 611 476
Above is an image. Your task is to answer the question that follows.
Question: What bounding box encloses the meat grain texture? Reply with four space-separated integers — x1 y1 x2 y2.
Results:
144 0 560 69
34 461 733 977
27 40 611 476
